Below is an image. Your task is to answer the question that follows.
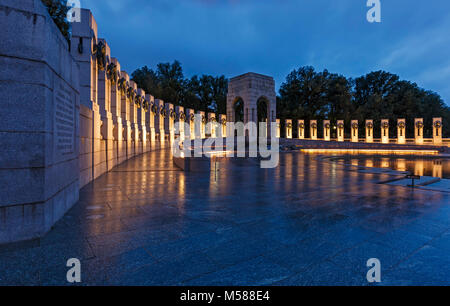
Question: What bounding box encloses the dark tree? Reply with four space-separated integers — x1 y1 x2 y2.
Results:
278 67 450 138
41 0 70 41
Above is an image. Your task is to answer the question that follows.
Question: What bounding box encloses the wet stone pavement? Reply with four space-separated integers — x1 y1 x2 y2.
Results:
1 148 450 286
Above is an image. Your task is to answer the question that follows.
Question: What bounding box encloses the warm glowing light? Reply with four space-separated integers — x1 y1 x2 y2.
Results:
300 149 439 155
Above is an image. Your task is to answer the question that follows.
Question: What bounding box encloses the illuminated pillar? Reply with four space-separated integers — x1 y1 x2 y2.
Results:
129 81 139 155
276 119 281 138
208 113 217 138
220 115 227 138
186 109 195 140
397 119 406 144
414 118 424 145
323 120 331 141
337 120 344 142
285 119 293 139
175 106 185 141
381 119 389 144
310 120 318 140
198 111 206 139
155 99 165 144
365 120 373 143
137 88 147 154
165 103 175 143
433 117 442 144
146 95 156 148
298 120 305 139
351 120 358 143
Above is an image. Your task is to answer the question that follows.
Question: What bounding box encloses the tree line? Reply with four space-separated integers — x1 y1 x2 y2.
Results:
41 0 449 138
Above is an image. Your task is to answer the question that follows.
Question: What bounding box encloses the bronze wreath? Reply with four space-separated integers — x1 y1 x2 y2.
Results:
382 121 389 129
93 41 107 71
415 121 424 129
434 121 442 129
118 78 127 95
106 63 118 84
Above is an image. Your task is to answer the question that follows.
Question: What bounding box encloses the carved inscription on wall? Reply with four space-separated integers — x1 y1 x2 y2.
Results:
54 81 75 154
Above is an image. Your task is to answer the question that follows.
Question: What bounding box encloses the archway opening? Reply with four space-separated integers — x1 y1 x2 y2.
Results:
233 97 244 137
257 97 269 138
233 98 244 123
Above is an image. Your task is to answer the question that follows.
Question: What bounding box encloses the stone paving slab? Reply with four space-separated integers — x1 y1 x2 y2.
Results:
0 148 449 285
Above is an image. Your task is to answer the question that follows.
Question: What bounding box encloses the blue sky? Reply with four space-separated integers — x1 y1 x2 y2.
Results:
81 0 450 105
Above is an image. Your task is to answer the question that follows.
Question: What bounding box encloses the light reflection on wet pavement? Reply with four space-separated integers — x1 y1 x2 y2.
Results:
1 148 449 285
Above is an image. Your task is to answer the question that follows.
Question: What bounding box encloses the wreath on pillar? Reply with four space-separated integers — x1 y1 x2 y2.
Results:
209 117 217 123
434 121 442 129
382 121 390 129
143 100 149 112
351 122 358 130
398 121 406 129
299 122 305 129
221 118 227 126
366 122 373 129
107 63 118 85
127 87 136 101
201 115 207 124
170 109 176 119
287 122 293 129
118 78 127 95
337 122 344 129
415 121 424 129
150 103 157 114
178 112 186 121
311 122 317 129
135 95 142 108
93 41 107 71
160 108 166 117
324 123 330 129
190 114 195 122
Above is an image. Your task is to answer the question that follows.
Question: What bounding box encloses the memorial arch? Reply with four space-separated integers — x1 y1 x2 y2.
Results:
227 73 277 137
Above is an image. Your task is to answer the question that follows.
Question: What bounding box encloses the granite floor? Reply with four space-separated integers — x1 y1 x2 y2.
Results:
1 148 450 286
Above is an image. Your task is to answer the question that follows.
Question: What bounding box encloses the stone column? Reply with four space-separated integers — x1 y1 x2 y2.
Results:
397 119 406 144
165 103 175 143
71 9 103 184
276 119 281 138
220 115 227 137
208 113 217 138
155 99 165 144
298 120 305 139
146 95 156 150
120 71 132 159
129 81 139 156
285 119 293 139
137 88 146 154
198 111 206 139
433 117 443 144
96 39 115 171
175 106 185 140
365 120 374 143
110 58 124 165
323 120 331 141
381 119 389 144
337 120 344 142
351 120 359 143
187 109 196 140
310 120 318 140
414 118 424 145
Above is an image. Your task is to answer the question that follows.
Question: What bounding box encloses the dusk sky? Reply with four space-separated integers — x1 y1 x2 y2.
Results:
81 0 450 105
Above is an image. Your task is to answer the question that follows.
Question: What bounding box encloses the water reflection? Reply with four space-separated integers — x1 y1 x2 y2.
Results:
333 155 450 178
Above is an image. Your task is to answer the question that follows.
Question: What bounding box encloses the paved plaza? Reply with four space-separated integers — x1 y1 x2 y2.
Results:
1 149 449 286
